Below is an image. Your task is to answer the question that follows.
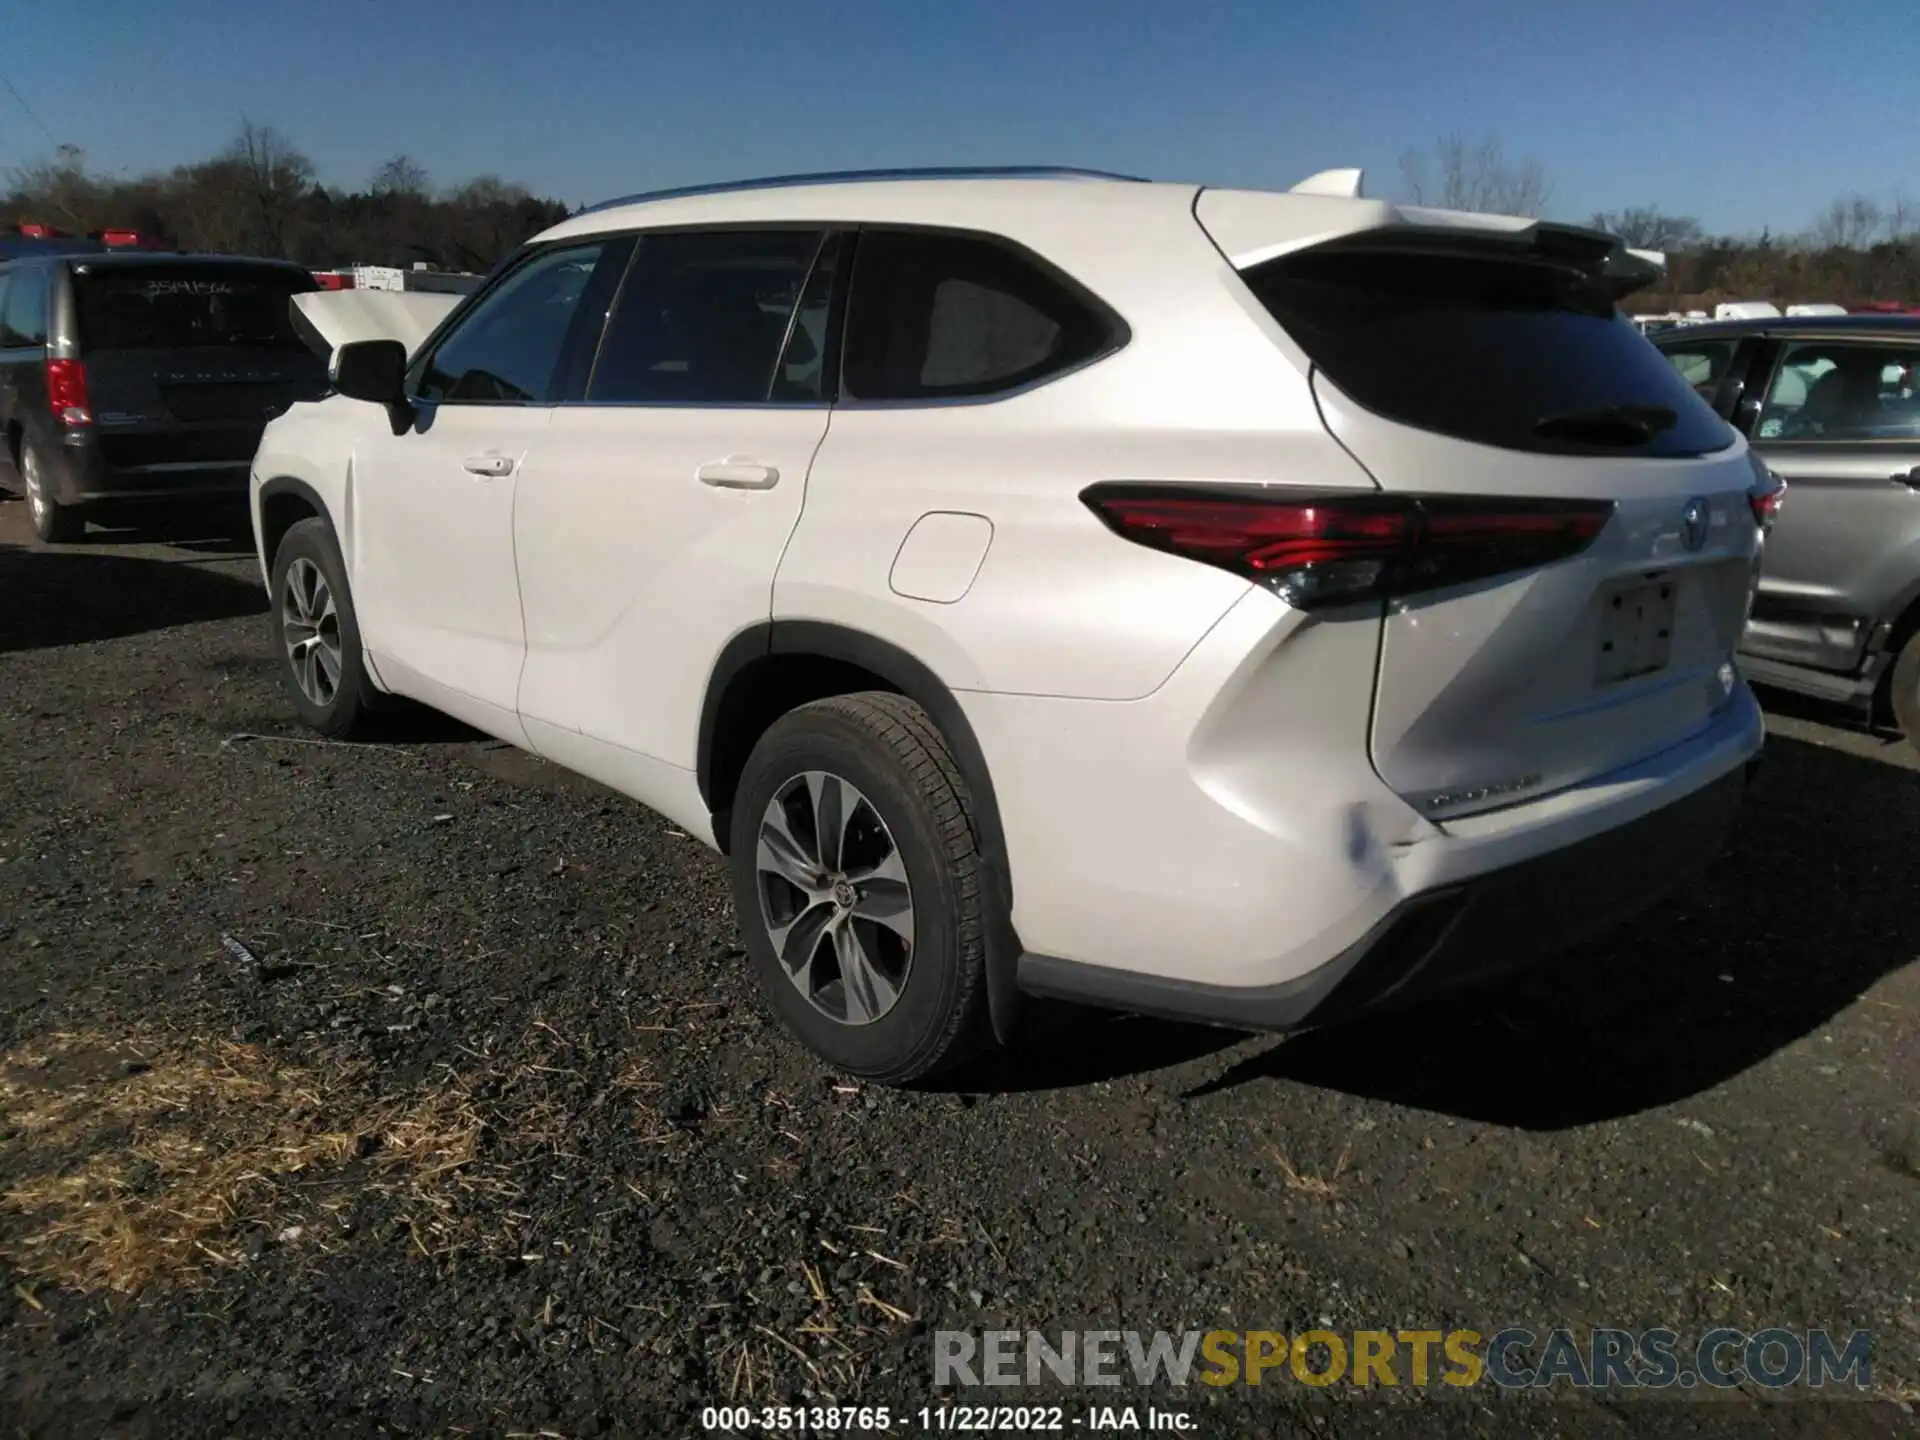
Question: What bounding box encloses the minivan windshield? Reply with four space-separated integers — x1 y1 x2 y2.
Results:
74 264 315 352
1243 245 1736 458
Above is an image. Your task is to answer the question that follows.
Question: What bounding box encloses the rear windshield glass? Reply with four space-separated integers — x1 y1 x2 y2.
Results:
75 266 315 352
1242 247 1735 458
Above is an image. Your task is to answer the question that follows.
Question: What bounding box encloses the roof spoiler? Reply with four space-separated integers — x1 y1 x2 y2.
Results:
1200 180 1670 300
1289 167 1365 199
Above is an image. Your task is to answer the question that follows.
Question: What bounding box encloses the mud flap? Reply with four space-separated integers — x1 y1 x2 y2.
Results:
983 866 1023 1046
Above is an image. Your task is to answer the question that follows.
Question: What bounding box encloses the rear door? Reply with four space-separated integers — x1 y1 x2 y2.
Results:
515 228 837 767
1741 335 1920 672
68 262 326 474
1233 234 1760 816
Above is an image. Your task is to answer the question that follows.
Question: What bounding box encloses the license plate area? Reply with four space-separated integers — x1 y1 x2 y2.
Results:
1596 577 1677 683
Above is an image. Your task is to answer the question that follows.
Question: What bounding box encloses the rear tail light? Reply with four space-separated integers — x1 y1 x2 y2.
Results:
1080 484 1614 609
45 358 91 428
1747 455 1785 533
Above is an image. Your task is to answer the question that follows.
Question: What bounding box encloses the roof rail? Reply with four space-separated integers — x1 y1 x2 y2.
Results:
579 165 1150 215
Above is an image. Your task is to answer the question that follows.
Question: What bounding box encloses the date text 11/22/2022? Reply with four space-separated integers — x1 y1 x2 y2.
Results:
699 1405 1195 1431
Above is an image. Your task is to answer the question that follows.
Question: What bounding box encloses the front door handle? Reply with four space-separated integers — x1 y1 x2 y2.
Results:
463 454 515 478
697 459 779 490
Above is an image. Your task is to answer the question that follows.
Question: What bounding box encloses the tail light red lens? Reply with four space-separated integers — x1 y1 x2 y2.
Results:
1081 484 1614 609
45 358 91 428
1746 457 1786 533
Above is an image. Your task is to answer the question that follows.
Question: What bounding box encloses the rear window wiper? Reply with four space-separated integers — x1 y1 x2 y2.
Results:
1534 404 1678 446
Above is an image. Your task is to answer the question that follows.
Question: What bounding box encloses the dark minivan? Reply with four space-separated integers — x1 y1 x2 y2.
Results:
0 252 326 541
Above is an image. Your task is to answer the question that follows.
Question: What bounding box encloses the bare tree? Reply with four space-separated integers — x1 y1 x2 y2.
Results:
226 119 315 255
1588 206 1704 251
1888 191 1915 241
1399 134 1550 216
7 143 96 229
1814 194 1885 250
372 154 430 198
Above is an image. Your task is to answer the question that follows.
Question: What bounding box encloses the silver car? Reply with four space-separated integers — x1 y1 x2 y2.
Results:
1656 315 1920 742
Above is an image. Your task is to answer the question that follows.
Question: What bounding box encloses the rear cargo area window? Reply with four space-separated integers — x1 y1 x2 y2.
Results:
1242 247 1735 458
75 266 314 352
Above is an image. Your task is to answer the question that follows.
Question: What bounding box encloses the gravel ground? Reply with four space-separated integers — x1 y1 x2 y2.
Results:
0 499 1915 1439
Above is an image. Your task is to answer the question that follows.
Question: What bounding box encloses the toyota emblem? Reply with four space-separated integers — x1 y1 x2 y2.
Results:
1682 497 1710 552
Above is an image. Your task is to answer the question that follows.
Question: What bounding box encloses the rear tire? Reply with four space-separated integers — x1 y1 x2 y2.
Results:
21 440 83 544
270 517 380 738
1888 629 1920 751
728 693 995 1085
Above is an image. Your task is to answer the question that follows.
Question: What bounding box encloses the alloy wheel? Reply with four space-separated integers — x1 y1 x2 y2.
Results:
281 557 343 707
755 770 915 1026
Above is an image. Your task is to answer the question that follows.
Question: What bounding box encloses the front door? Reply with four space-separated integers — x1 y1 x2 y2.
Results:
349 237 631 740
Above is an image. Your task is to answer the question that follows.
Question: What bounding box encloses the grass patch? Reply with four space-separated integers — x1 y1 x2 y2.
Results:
0 1025 657 1294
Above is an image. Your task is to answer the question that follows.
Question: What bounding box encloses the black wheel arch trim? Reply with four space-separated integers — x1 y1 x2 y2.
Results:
255 476 337 582
257 474 332 524
699 620 1023 1044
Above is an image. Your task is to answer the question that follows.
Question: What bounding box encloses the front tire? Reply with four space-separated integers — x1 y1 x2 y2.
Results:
21 440 83 543
728 693 995 1084
270 517 380 738
1888 629 1920 751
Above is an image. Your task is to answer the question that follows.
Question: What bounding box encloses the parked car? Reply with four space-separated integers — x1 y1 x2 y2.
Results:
252 166 1768 1082
1653 315 1920 740
0 234 104 261
0 252 326 542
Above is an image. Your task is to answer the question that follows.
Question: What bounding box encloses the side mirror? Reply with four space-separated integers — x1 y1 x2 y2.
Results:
332 339 408 405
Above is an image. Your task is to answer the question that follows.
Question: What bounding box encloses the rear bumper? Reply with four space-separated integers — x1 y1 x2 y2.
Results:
972 576 1765 1001
1019 756 1755 1031
44 429 256 506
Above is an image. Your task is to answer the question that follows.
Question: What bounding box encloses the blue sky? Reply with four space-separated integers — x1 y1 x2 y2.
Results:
2 0 1913 235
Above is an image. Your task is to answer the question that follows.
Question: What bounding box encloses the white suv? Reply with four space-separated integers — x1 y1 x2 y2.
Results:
251 166 1771 1083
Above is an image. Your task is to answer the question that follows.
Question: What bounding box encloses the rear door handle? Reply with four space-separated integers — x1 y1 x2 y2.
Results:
463 454 515 478
697 459 779 490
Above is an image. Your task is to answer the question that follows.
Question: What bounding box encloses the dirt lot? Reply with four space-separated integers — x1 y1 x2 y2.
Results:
0 498 1915 1438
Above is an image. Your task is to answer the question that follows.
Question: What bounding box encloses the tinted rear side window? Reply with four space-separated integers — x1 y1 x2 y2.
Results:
1243 247 1735 457
841 230 1120 401
75 265 316 352
588 229 826 404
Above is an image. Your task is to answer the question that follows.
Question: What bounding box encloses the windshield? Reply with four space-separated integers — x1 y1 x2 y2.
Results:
75 265 316 352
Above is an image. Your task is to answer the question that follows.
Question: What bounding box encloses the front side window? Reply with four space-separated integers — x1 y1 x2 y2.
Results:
417 240 623 404
1 269 47 348
1757 342 1920 441
587 230 828 405
840 230 1121 402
